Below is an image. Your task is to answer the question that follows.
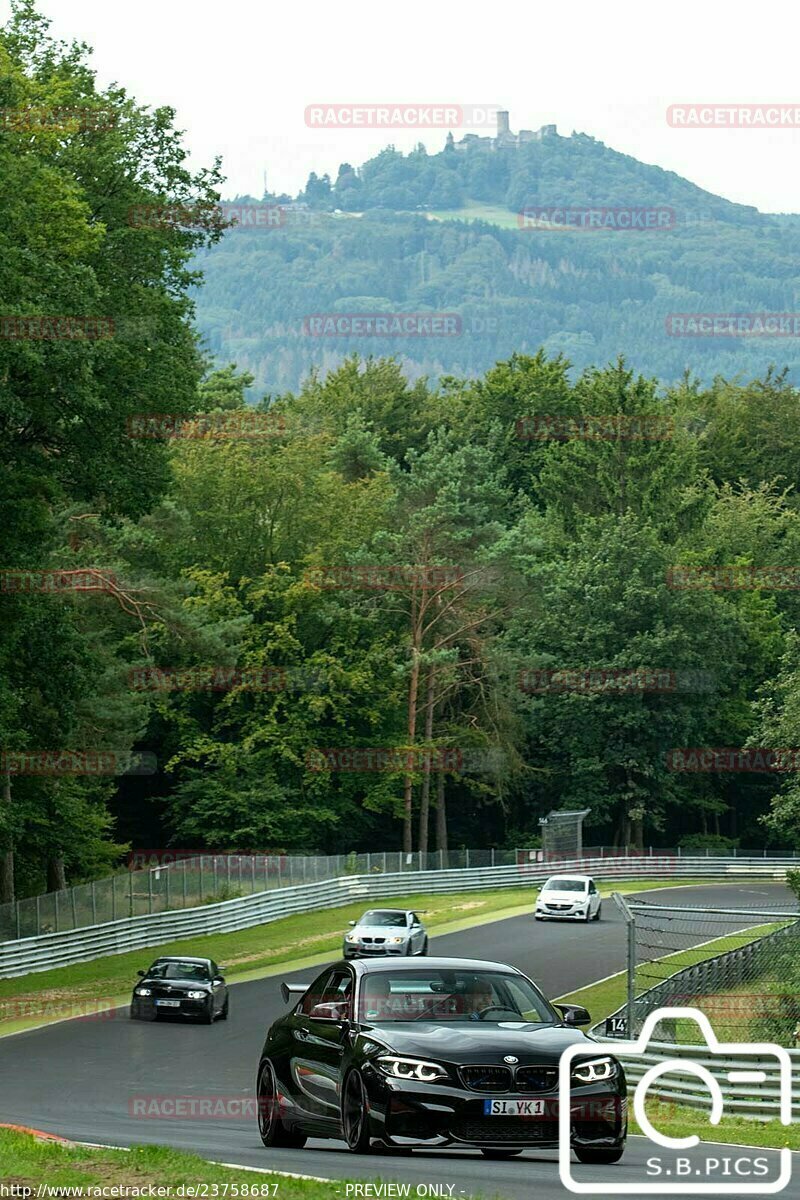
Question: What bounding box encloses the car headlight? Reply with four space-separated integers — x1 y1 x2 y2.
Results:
134 987 151 997
572 1056 617 1083
187 990 207 1000
375 1055 448 1082
387 936 406 944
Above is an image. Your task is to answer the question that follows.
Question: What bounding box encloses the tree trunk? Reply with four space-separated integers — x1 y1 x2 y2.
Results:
417 669 437 857
47 855 67 892
631 813 644 853
435 769 448 853
0 768 13 904
402 594 423 855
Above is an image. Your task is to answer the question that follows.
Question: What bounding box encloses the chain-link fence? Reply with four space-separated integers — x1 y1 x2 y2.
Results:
608 894 800 1047
0 847 523 942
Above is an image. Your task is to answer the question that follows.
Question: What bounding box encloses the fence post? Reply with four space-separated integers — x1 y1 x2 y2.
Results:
148 871 153 915
36 893 41 937
466 848 470 868
15 899 20 940
55 891 59 933
183 867 188 907
613 892 636 1037
111 878 116 923
491 848 495 868
91 881 97 925
165 869 170 910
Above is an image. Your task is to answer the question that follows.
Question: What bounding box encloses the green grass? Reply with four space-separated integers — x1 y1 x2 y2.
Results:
556 922 786 1024
629 1101 799 1151
0 1126 345 1193
0 878 715 1036
422 200 521 228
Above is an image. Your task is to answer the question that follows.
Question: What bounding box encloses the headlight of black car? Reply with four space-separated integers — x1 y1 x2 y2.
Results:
134 987 151 996
571 1055 618 1083
187 990 207 1000
375 1055 449 1082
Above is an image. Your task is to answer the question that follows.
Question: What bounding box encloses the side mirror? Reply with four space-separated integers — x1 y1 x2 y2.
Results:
555 1003 591 1026
214 978 225 985
137 970 146 977
280 981 309 1005
348 920 357 927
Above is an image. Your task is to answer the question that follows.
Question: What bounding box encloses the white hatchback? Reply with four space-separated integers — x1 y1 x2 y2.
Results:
534 874 602 922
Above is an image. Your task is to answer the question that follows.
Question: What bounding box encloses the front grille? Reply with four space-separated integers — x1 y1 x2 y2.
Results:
546 903 572 911
459 1066 512 1092
450 1118 558 1144
152 987 190 998
360 937 385 945
515 1066 558 1092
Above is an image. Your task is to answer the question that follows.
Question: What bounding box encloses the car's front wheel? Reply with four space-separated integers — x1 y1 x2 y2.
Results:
342 1070 372 1153
418 936 428 956
593 903 602 921
257 1060 307 1148
219 995 229 1020
481 1148 524 1159
574 1146 624 1164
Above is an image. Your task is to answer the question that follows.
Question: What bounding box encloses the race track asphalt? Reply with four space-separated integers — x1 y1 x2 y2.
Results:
0 881 796 1200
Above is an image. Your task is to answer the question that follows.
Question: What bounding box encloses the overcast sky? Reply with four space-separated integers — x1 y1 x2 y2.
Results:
4 0 799 214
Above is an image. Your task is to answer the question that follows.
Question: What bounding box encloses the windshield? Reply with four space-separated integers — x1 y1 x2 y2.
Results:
543 879 587 892
360 911 407 927
357 968 555 1024
148 960 210 981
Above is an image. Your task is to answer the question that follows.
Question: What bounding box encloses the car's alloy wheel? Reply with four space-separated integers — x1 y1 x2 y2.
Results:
418 937 428 956
257 1060 307 1148
200 999 215 1024
574 1146 624 1164
219 995 229 1020
480 1148 524 1159
594 903 602 921
342 1070 372 1153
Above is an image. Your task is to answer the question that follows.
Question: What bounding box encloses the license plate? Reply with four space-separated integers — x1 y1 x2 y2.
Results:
483 1099 546 1117
155 999 181 1007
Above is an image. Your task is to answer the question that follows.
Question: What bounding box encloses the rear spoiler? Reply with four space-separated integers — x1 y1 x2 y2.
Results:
280 981 308 1004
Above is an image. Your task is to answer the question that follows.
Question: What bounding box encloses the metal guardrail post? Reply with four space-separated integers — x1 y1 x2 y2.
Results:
91 881 97 924
613 891 636 1036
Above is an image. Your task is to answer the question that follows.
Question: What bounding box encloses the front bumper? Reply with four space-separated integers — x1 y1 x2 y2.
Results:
343 944 408 958
362 1067 626 1149
131 995 211 1019
535 906 590 920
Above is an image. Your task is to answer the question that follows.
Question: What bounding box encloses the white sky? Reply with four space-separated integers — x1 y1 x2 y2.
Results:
3 0 799 213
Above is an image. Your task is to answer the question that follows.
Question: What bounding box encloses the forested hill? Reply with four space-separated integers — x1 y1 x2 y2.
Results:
192 130 800 394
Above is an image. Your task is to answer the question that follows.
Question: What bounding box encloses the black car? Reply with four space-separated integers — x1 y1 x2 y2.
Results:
129 955 229 1024
256 956 626 1161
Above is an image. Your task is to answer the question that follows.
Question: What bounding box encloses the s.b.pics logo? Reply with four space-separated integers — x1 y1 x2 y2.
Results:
558 1008 792 1195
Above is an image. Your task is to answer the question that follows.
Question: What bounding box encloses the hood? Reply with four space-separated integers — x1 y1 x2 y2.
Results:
140 977 212 989
364 1020 596 1063
351 925 408 937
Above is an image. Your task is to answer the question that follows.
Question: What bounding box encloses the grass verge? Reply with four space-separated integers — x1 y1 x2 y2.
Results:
630 1103 800 1152
0 878 715 1035
0 1126 344 1194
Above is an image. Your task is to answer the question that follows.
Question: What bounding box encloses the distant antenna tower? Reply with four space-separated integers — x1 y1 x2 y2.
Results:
263 169 268 198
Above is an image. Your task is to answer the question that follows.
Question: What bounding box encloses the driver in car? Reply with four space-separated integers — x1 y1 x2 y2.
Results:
464 978 496 1020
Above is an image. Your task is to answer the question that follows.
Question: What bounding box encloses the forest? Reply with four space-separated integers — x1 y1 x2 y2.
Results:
2 2 800 904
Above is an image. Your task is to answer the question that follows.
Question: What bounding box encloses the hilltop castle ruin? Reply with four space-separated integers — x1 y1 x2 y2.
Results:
447 110 558 152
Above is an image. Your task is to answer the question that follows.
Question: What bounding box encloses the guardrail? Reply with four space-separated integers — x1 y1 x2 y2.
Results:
595 1034 800 1120
1 854 796 980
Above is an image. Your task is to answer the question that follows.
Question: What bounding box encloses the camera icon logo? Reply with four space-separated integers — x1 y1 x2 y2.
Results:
558 1006 792 1195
